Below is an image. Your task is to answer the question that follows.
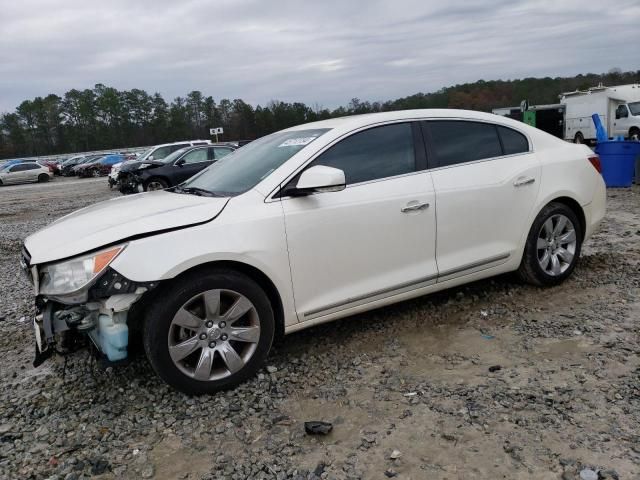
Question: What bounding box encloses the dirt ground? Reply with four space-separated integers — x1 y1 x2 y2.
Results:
0 177 638 480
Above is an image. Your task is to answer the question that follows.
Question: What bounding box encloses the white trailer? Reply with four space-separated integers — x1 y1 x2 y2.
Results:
561 84 640 143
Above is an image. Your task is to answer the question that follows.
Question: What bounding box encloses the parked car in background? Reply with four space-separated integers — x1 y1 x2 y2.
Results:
22 109 606 394
131 144 235 191
112 140 211 192
38 160 61 175
76 154 124 178
63 155 101 176
0 162 52 185
63 155 86 164
0 159 24 170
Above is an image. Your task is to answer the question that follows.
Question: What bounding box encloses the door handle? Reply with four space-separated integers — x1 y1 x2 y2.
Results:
513 177 535 187
401 201 430 213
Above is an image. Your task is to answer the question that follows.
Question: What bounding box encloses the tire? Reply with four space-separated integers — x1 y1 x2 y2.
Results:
630 128 640 141
574 132 584 144
517 202 583 287
143 269 275 395
37 174 49 183
92 169 101 178
144 177 169 191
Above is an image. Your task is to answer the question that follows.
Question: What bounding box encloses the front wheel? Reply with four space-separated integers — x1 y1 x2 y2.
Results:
517 202 582 286
145 177 169 191
143 269 275 395
574 132 584 144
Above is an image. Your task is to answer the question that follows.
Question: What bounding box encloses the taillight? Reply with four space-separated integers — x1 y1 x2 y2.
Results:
588 155 602 173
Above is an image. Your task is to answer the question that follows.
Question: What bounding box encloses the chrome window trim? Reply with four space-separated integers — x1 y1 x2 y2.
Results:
266 116 534 203
427 150 534 173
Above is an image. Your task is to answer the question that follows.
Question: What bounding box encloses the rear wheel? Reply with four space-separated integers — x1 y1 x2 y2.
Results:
143 269 275 395
145 177 169 191
37 174 49 183
574 132 584 144
518 202 582 286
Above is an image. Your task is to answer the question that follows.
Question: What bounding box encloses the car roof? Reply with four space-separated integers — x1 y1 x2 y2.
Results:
285 108 530 133
151 140 211 148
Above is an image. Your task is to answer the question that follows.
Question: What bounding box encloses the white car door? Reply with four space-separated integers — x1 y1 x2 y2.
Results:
425 120 541 280
282 122 438 322
26 165 43 182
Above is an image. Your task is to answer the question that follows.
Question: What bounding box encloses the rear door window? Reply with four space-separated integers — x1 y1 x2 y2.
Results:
497 126 529 155
426 121 502 167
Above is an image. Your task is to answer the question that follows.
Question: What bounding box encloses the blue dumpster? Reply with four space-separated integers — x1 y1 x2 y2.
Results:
595 141 640 188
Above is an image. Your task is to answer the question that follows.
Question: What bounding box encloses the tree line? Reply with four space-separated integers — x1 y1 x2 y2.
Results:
1 69 638 159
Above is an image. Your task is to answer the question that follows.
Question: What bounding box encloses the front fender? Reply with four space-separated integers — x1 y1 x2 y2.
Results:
109 192 297 326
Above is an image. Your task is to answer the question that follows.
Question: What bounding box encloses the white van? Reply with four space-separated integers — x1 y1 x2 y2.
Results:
561 84 640 143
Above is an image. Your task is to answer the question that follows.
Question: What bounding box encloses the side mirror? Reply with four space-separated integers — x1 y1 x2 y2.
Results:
148 155 154 161
176 159 186 167
286 165 346 196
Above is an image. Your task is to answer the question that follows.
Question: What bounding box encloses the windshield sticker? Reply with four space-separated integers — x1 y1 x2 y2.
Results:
278 136 317 147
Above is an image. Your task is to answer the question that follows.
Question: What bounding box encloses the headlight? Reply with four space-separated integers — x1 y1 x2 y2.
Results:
39 245 126 295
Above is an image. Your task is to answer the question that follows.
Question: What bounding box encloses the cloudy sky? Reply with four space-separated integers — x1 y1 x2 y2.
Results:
1 0 639 112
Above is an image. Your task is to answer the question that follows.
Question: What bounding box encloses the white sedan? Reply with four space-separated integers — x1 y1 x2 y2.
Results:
0 162 52 186
22 109 606 394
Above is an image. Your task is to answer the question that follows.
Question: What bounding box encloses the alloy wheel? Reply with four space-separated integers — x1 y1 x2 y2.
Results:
536 214 577 276
167 289 261 381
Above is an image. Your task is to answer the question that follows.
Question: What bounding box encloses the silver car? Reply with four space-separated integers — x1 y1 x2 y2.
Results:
0 163 52 186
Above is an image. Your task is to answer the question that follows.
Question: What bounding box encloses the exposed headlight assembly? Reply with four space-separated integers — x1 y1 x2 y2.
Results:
39 245 126 296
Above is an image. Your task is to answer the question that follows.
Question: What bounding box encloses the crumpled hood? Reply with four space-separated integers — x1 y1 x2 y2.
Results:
120 161 144 173
25 191 229 264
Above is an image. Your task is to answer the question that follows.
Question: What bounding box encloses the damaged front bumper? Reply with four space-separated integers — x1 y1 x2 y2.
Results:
117 171 144 194
23 247 158 367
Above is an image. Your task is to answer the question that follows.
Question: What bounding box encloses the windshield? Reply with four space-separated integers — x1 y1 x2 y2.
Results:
82 156 101 164
629 102 640 116
159 147 191 164
181 129 329 196
136 148 153 162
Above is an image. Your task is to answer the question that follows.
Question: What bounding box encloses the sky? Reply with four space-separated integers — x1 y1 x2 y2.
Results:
1 0 639 113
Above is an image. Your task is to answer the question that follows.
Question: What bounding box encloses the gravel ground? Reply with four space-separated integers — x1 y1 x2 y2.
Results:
0 177 638 480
